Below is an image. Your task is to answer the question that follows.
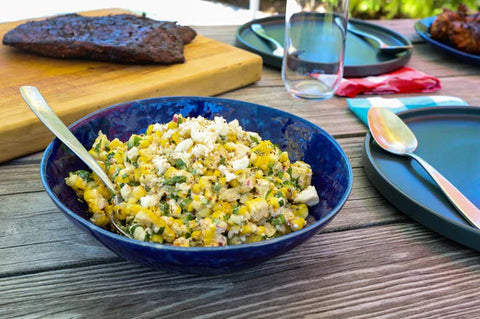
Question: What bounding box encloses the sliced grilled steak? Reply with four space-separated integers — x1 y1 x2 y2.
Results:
2 14 197 64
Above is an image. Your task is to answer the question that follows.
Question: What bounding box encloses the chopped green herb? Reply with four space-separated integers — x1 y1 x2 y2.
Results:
174 158 187 170
265 189 273 199
127 135 142 149
159 203 170 215
278 171 285 179
212 182 222 192
74 170 93 182
249 135 259 144
179 198 193 211
127 181 140 186
94 140 102 153
232 206 239 215
165 175 187 185
219 156 226 165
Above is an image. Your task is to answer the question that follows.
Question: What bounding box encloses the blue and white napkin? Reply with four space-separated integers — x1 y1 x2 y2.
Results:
347 95 469 125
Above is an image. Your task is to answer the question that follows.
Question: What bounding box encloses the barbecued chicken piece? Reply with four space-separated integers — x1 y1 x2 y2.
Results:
449 20 480 54
429 8 465 42
429 4 480 55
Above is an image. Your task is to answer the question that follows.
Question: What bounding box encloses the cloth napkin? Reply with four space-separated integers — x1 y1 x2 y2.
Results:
336 67 442 98
347 95 469 125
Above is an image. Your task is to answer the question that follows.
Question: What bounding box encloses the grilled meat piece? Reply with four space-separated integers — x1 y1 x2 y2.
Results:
2 14 197 64
430 5 480 55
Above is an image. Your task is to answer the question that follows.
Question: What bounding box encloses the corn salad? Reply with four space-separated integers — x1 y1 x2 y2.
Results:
66 114 320 247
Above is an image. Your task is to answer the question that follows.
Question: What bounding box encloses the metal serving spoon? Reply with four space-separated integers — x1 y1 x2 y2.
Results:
367 107 480 228
250 23 284 57
19 86 132 238
347 23 413 54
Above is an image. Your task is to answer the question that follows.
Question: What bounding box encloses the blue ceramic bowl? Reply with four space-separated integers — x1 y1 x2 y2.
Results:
41 96 352 274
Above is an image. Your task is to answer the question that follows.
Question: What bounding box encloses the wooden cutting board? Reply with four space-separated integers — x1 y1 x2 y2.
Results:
0 8 263 163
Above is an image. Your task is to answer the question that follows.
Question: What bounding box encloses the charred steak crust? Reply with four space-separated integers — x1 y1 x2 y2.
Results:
2 14 197 64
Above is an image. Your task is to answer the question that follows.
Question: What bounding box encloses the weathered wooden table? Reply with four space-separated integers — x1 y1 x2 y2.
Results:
2 19 480 318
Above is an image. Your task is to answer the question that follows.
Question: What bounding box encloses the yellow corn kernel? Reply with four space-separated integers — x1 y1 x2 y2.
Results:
268 197 280 209
256 226 266 236
203 223 217 243
150 234 163 243
197 207 211 218
224 142 236 151
132 186 147 200
186 202 194 212
241 223 256 235
219 177 227 185
91 213 109 227
213 169 222 177
127 204 142 216
171 131 180 144
279 151 289 163
294 204 309 218
246 235 263 243
199 176 211 190
139 135 153 148
167 121 178 129
234 169 246 176
163 226 176 243
146 124 154 135
211 210 225 221
164 167 178 179
229 179 240 188
237 205 249 216
290 217 306 230
191 230 202 240
227 132 237 141
204 188 213 200
109 139 123 149
191 183 201 194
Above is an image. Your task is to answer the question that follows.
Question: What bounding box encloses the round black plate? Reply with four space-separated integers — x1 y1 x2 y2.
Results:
236 15 412 77
363 107 480 250
415 16 480 66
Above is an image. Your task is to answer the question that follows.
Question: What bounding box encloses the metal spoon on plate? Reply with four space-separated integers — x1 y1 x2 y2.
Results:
19 86 132 238
367 106 480 228
347 23 413 54
250 23 284 57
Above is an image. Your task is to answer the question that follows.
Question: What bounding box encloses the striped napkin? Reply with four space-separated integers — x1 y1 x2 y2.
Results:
347 95 469 125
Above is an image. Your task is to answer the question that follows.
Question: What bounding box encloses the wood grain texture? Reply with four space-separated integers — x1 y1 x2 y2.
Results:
0 9 262 163
1 16 480 318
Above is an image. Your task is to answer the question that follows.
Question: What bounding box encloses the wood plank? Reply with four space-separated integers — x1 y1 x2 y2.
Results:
0 10 262 163
1 223 479 318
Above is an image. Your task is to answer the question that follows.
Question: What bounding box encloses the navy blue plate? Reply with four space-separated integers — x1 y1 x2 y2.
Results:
363 107 480 250
236 15 412 77
415 16 480 66
41 96 353 274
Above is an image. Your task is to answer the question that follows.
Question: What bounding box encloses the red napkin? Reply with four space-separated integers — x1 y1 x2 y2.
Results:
335 67 441 98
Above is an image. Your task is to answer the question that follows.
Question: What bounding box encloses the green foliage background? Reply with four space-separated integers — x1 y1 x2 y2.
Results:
349 0 480 19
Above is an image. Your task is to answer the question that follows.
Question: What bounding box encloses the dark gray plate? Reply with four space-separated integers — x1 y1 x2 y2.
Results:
236 15 412 77
363 107 480 250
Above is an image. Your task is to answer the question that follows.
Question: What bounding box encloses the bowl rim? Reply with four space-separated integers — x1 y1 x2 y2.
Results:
41 95 353 252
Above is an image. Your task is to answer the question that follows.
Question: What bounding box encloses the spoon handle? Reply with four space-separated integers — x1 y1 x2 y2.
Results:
19 86 116 193
409 152 480 228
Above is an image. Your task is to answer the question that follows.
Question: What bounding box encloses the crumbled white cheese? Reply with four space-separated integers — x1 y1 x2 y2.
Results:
127 146 138 160
232 155 249 172
294 185 319 206
140 195 159 207
192 144 210 157
174 138 193 153
120 184 132 201
152 156 170 175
